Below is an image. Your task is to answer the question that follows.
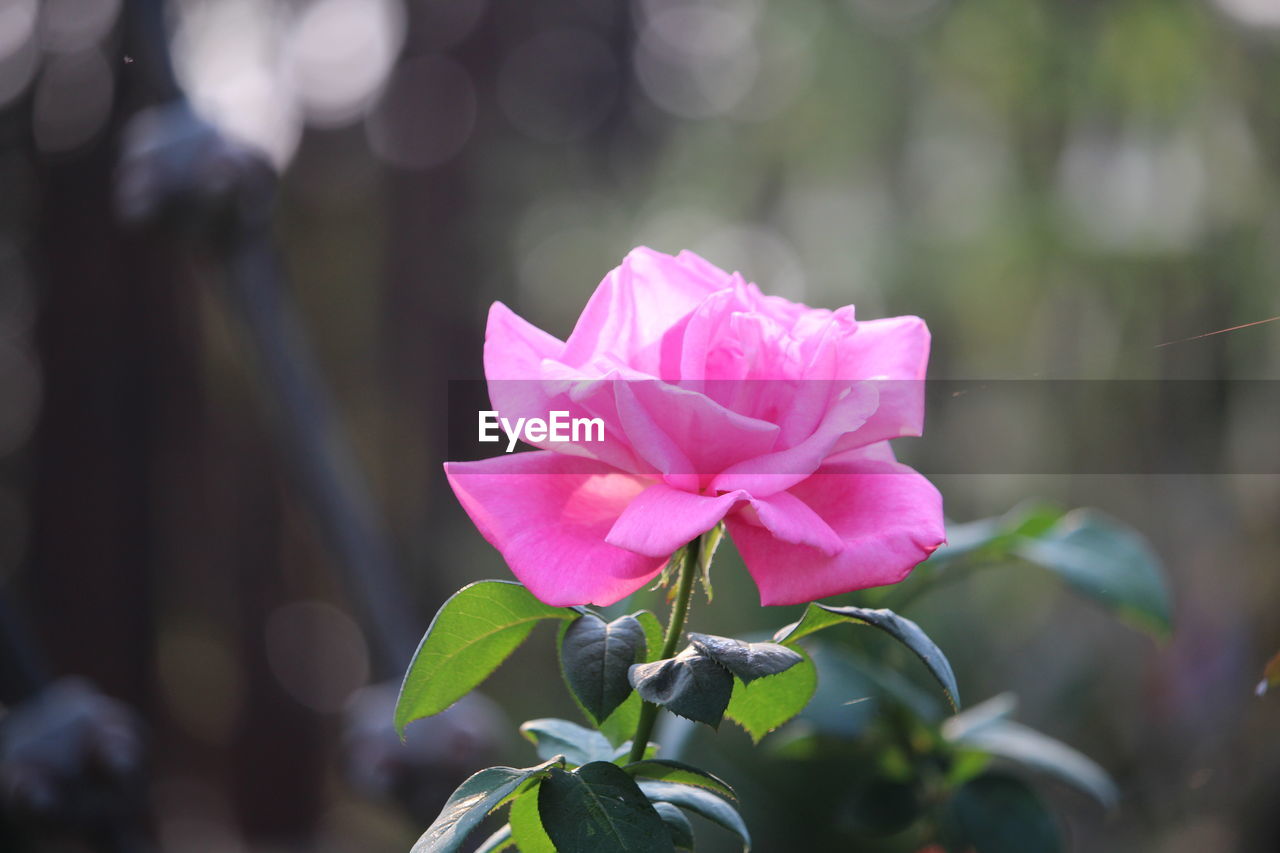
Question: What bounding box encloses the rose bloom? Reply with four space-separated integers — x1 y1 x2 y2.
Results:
444 248 945 606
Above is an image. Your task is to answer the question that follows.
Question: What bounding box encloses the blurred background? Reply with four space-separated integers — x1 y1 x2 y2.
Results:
0 0 1277 851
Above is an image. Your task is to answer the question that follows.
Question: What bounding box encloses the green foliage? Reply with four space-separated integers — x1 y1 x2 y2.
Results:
637 780 751 851
622 760 738 802
410 758 561 853
538 763 674 853
509 787 556 853
629 632 806 731
629 647 735 728
653 802 695 851
520 718 616 767
401 495 1156 853
903 504 1172 640
687 633 802 683
697 523 725 602
942 773 1063 853
396 581 576 736
656 545 690 602
943 695 1118 809
1015 509 1172 638
776 603 961 711
471 825 513 853
596 610 664 746
725 648 817 743
559 612 648 724
927 501 1066 568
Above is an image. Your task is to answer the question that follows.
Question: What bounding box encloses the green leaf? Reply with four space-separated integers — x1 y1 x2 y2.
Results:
924 502 1066 569
411 758 560 853
638 780 751 850
508 787 555 853
940 693 1017 741
560 613 648 724
622 760 738 802
776 603 960 711
592 611 665 747
725 647 817 743
653 802 694 851
520 718 616 767
698 523 725 602
629 648 735 727
688 633 803 683
655 546 690 601
1014 509 1172 638
538 762 674 853
596 695 642 749
943 708 1118 809
472 825 513 853
1258 650 1280 697
612 741 656 763
942 773 1063 853
634 610 664 660
396 581 576 736
773 605 851 647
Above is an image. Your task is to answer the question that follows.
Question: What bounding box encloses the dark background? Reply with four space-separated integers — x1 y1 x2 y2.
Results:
0 0 1277 851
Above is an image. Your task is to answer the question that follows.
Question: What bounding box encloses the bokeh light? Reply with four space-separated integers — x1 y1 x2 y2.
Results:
0 0 39 109
156 626 245 745
170 0 302 168
365 54 476 170
32 48 114 154
634 0 763 119
1058 126 1207 253
1212 0 1280 28
37 0 121 55
285 0 405 128
497 29 618 143
265 601 370 714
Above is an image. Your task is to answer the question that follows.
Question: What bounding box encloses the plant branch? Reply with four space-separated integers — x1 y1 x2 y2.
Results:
628 534 703 762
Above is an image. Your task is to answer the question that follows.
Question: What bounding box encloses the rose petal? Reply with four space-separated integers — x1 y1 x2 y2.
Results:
484 301 566 378
726 455 945 605
746 490 844 557
606 483 845 559
484 304 643 472
829 315 931 450
708 382 880 497
613 380 778 489
444 453 666 606
561 247 730 373
605 482 746 557
837 315 931 382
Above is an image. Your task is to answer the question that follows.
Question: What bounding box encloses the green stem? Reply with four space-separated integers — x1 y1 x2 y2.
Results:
628 534 703 763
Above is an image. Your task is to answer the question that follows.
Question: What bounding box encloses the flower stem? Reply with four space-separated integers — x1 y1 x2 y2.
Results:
628 534 703 763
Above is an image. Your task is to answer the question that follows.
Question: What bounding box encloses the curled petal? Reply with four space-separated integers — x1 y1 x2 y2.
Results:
483 300 565 379
485 303 643 472
606 483 845 559
709 383 879 497
836 315 931 382
561 247 729 373
444 453 666 606
746 490 844 557
830 316 931 450
606 483 745 558
726 455 945 605
613 380 778 490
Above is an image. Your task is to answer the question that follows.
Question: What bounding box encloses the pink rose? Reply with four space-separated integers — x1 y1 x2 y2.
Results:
444 248 945 606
